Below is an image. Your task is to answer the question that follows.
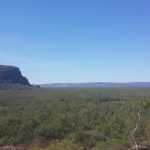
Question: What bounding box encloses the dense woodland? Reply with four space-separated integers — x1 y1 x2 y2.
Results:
0 88 150 150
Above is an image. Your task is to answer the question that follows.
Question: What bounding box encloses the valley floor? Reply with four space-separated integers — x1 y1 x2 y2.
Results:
0 88 150 150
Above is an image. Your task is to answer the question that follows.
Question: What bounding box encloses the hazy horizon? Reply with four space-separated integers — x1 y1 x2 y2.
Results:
41 81 150 85
0 0 150 84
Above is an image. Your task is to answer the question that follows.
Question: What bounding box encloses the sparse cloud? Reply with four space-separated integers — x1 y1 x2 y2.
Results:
0 36 64 70
0 51 63 69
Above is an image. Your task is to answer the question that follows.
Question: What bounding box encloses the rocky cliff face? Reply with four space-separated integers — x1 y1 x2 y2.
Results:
0 65 30 85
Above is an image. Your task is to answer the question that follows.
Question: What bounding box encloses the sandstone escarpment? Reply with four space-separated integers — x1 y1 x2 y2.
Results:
0 65 30 85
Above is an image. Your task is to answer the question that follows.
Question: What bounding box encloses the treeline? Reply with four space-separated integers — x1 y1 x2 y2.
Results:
0 88 150 150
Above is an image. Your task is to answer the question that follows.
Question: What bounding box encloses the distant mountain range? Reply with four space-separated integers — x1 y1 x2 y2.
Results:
40 82 150 88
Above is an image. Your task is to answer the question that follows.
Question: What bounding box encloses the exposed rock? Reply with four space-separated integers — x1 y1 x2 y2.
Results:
131 145 148 150
0 65 30 85
0 146 28 150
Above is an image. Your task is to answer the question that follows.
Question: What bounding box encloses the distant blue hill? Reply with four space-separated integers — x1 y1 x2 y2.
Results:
40 82 150 88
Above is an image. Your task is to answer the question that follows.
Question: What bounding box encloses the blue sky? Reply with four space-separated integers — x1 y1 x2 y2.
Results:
0 0 150 84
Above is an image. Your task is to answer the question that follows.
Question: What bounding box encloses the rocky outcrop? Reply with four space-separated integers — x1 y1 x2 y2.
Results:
0 65 30 85
131 145 148 150
0 146 28 150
